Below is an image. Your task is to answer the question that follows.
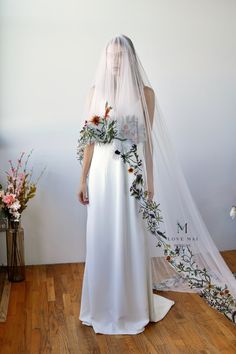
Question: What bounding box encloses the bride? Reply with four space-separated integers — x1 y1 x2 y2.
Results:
76 34 236 333
77 34 175 334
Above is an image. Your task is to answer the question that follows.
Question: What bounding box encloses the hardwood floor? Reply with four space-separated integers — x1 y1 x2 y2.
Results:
0 251 236 354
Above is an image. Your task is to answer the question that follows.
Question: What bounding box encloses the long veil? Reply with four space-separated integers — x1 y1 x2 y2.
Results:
76 34 236 324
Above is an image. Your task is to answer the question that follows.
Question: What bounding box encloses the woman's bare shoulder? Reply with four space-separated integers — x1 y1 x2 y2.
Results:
143 86 155 107
143 85 155 98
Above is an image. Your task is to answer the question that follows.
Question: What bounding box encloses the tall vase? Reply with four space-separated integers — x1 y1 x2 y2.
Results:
6 217 25 282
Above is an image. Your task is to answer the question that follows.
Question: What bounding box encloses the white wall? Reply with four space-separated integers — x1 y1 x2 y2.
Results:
0 0 235 265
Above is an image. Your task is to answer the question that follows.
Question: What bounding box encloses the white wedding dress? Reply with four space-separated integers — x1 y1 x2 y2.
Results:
79 140 175 335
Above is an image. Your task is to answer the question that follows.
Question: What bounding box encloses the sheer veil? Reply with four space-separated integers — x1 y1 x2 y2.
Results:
77 34 236 323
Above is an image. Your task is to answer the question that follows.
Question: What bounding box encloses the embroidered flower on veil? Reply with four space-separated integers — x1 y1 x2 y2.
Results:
117 114 146 142
112 114 147 158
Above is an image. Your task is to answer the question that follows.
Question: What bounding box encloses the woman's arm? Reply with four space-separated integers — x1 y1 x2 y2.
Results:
144 86 155 127
77 86 95 205
143 85 155 200
78 143 95 205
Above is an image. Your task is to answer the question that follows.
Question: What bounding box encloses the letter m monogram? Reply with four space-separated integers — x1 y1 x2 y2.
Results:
177 222 188 233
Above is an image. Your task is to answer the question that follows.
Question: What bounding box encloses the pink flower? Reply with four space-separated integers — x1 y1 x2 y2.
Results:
18 173 25 180
3 194 16 205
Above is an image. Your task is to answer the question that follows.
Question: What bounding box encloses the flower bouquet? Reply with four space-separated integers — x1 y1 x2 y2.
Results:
0 149 46 281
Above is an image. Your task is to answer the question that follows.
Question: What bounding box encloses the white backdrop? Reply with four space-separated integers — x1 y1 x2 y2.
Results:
0 0 235 265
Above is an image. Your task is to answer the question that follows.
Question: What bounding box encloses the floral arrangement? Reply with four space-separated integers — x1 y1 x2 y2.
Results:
0 149 46 222
76 101 236 324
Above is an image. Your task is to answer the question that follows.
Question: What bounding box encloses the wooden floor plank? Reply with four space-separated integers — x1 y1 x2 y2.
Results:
0 251 235 353
0 274 11 323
